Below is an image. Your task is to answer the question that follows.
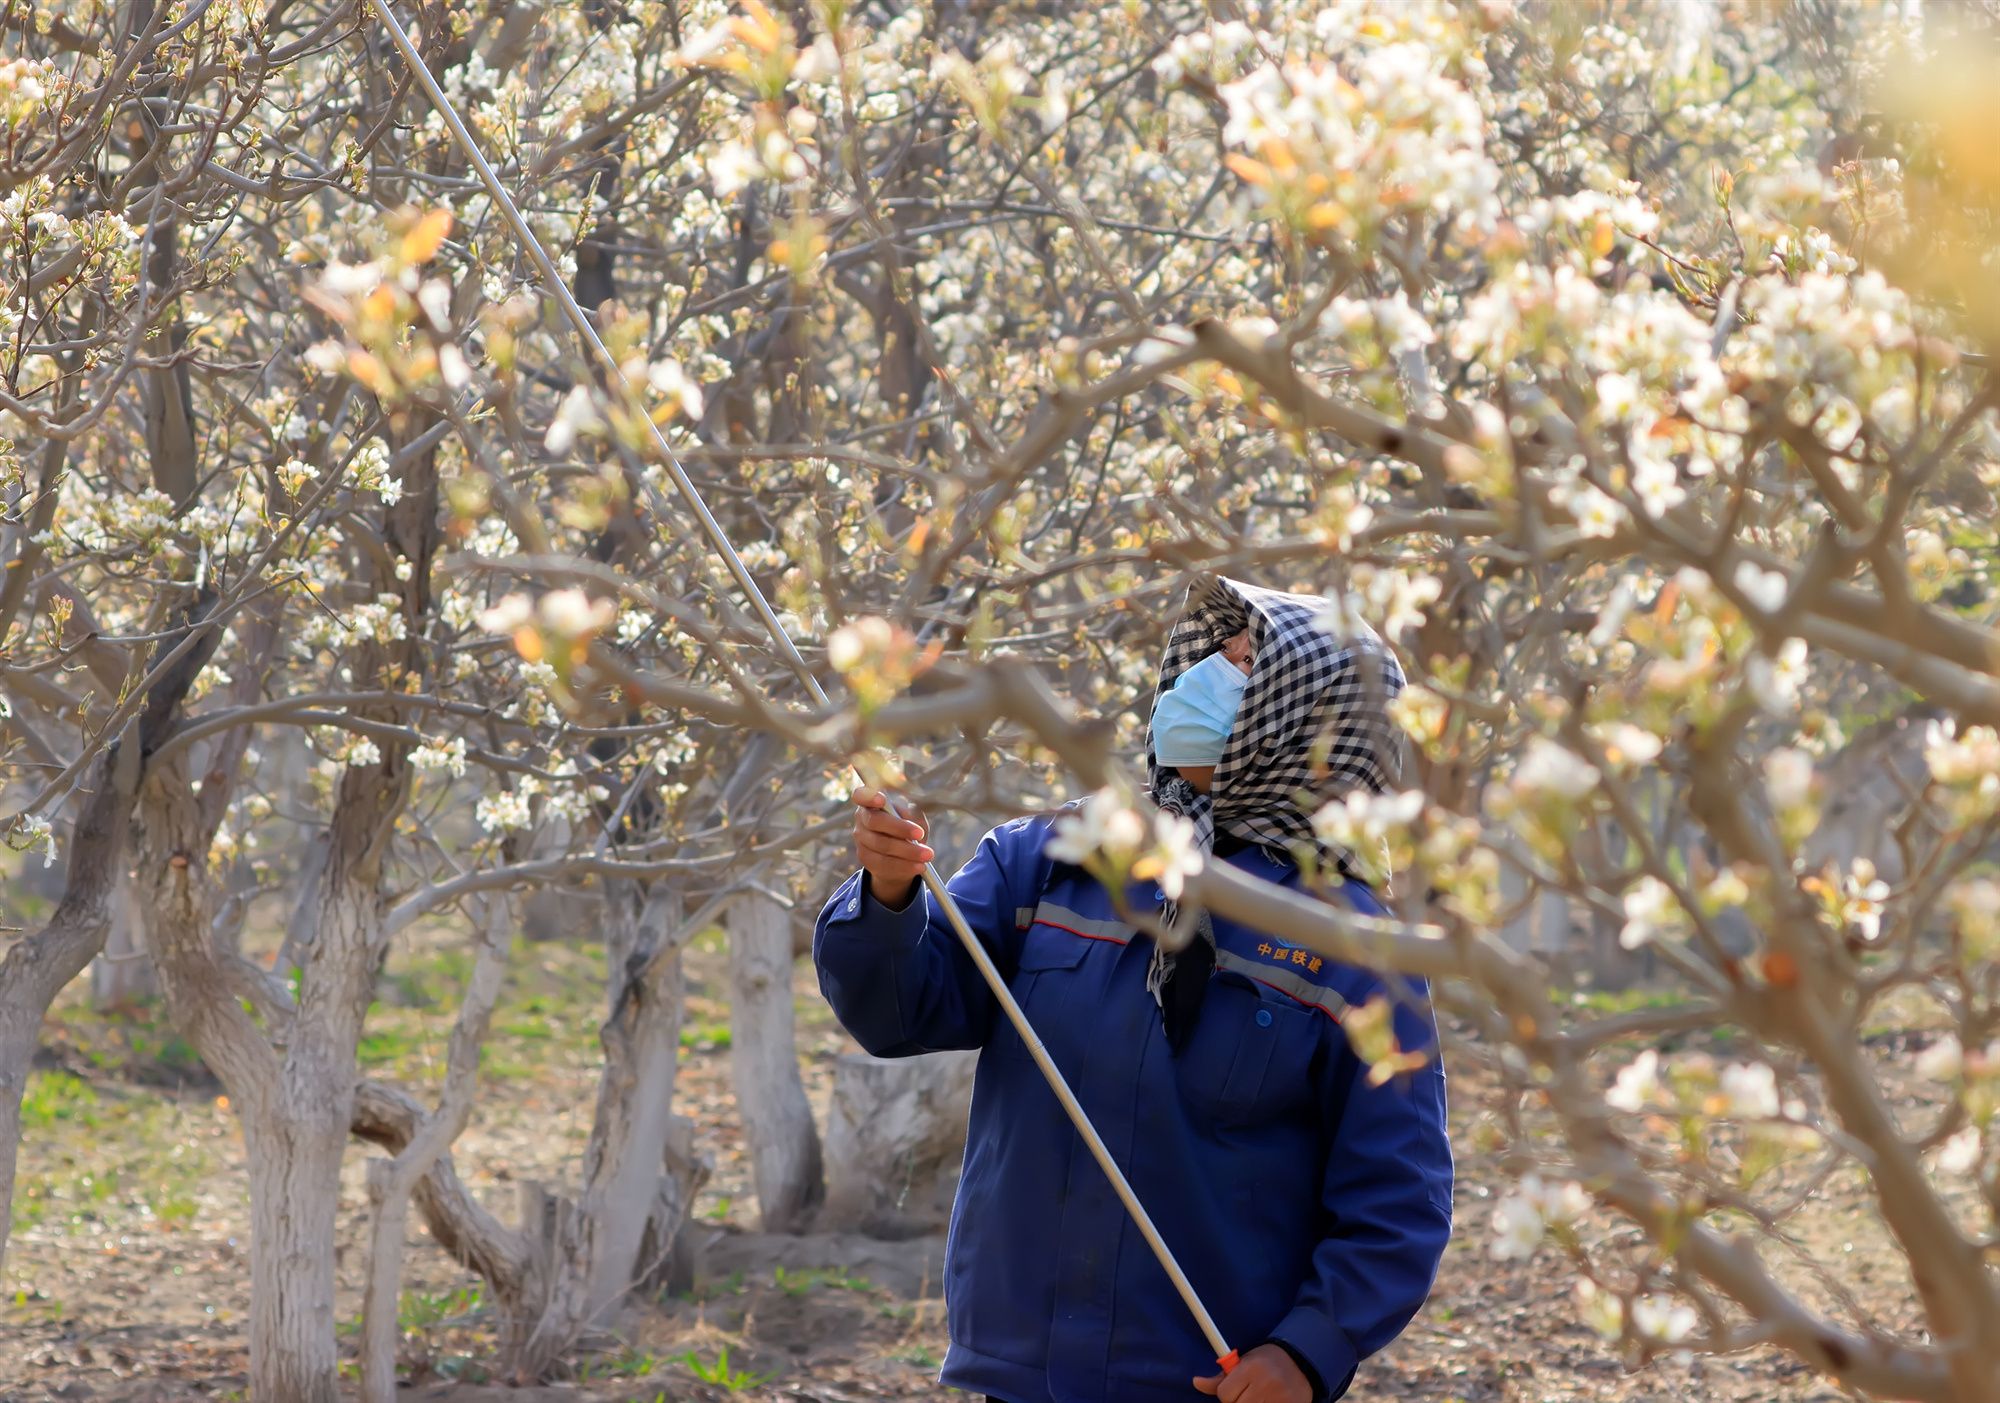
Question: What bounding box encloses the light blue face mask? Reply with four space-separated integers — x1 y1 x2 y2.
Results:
1150 650 1248 768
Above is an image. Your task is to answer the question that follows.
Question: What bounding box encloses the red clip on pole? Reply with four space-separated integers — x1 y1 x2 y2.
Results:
1217 1349 1241 1374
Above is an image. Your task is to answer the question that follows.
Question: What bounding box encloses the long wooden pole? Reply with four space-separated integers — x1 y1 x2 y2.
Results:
368 2 1236 1371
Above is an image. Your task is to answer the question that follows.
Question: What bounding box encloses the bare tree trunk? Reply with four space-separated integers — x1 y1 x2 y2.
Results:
242 1086 347 1403
727 890 822 1233
351 1080 539 1343
633 1111 710 1296
0 744 140 1268
360 895 511 1403
141 747 337 1403
582 881 687 1318
2 587 219 1269
140 592 398 1403
511 880 695 1379
91 870 159 1008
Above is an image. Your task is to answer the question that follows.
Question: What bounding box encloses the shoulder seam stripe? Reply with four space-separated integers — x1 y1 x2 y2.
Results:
1032 918 1130 946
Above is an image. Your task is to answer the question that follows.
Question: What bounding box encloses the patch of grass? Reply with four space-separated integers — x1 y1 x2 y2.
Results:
681 1344 772 1391
679 1022 732 1052
497 1012 560 1042
477 1045 539 1081
11 1173 52 1233
774 1265 875 1296
894 1345 941 1369
5 1287 63 1323
692 1269 745 1302
399 1283 483 1333
1567 987 1694 1017
577 1347 657 1380
19 1071 102 1130
124 1025 204 1075
381 946 474 1007
149 1192 199 1228
356 1024 429 1071
75 1169 118 1204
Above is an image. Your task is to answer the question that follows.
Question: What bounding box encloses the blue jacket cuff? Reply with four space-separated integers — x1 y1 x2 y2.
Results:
822 869 927 929
1268 1309 1360 1401
862 870 925 915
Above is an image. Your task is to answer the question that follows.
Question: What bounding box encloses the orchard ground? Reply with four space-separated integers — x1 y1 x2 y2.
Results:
0 902 1935 1403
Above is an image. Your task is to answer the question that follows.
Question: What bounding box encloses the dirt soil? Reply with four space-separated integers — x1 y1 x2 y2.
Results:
0 920 1920 1403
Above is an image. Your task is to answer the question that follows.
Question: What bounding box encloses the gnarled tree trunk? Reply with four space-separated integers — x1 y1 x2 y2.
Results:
0 745 139 1269
241 1086 348 1403
1 583 220 1269
727 889 822 1233
511 879 703 1378
90 871 160 1009
359 893 513 1403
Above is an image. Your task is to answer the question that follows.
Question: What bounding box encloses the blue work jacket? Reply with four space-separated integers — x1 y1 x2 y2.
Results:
813 811 1453 1403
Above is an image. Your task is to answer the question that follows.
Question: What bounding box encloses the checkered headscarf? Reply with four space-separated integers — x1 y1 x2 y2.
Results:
1145 575 1407 1045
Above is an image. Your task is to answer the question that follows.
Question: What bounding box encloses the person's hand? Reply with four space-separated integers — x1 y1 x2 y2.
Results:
851 786 933 910
1193 1343 1313 1403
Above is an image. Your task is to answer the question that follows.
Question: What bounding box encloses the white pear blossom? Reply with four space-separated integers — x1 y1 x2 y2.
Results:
1916 1034 1964 1083
410 736 470 779
1632 1294 1697 1345
828 616 896 672
1045 788 1149 867
1576 1279 1625 1340
1620 876 1677 949
1569 483 1628 539
545 385 603 453
1596 371 1641 420
1148 811 1204 902
647 359 705 418
1607 1049 1661 1111
478 594 534 635
1591 722 1662 768
1719 1062 1781 1119
1844 860 1891 941
1936 1127 1983 1176
10 812 56 868
1746 637 1809 713
538 587 615 638
476 783 538 833
1924 720 2000 824
1489 1188 1548 1262
1732 561 1789 614
1489 1174 1591 1262
1510 736 1600 801
1763 747 1815 810
1629 448 1686 518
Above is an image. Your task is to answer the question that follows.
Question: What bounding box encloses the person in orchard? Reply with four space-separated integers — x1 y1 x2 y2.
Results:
814 577 1453 1403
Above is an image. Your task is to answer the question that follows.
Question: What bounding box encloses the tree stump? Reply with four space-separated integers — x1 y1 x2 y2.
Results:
819 1050 977 1239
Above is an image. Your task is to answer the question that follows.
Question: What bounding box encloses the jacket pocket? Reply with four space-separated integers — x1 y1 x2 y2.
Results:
1178 978 1322 1126
990 924 1091 1061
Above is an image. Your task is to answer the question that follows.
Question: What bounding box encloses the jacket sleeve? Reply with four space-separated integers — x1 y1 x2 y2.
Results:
812 815 1049 1058
1267 970 1454 1399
